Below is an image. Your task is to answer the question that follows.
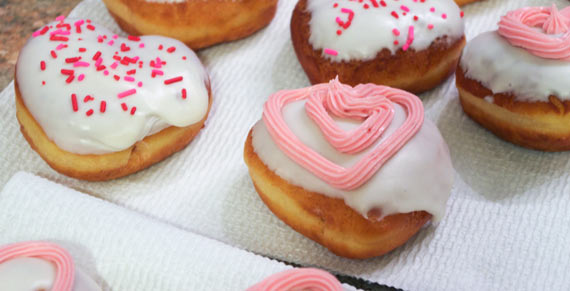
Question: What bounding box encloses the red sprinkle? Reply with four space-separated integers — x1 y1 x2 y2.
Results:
84 95 94 102
92 51 101 60
86 24 95 30
39 26 49 35
121 103 128 111
65 57 81 63
391 11 399 19
127 69 136 75
164 76 183 85
86 109 94 116
71 94 78 112
113 75 120 81
50 50 57 59
130 107 137 115
181 88 187 99
128 35 141 41
460 11 465 18
120 43 130 52
40 61 46 71
96 65 106 71
66 74 75 83
167 46 176 53
61 69 74 75
158 44 163 50
79 47 86 52
50 35 69 42
100 101 106 113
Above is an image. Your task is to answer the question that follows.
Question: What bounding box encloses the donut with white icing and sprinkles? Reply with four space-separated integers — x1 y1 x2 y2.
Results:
457 5 570 151
101 0 278 50
244 78 454 259
15 16 212 181
291 0 466 94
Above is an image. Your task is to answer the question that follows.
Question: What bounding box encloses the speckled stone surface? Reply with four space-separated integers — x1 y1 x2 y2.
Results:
0 0 81 89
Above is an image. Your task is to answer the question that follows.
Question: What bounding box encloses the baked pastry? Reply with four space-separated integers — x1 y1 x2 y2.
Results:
454 0 481 6
247 268 342 291
0 241 101 291
102 0 278 50
244 78 454 259
16 17 212 180
456 5 570 151
291 0 466 94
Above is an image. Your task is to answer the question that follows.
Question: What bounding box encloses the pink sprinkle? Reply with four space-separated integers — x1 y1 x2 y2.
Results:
73 61 90 67
428 24 434 30
139 43 145 48
152 69 164 76
442 13 447 19
74 19 84 26
118 89 136 98
95 58 103 67
340 8 353 14
392 28 400 36
97 35 104 42
55 15 65 21
124 76 135 82
430 7 435 12
137 81 143 87
103 70 109 76
110 62 118 69
400 5 410 12
108 40 114 46
50 29 70 36
56 44 67 50
78 74 85 81
323 48 338 56
112 34 118 39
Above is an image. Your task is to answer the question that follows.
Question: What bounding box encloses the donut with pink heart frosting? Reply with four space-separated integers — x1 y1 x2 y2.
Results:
15 16 211 180
0 241 101 291
244 78 454 259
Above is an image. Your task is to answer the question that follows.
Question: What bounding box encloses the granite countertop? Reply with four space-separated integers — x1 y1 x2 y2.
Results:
0 0 81 89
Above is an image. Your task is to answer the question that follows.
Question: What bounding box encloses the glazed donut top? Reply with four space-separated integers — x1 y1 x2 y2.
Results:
0 241 100 291
17 16 209 155
306 0 465 62
247 268 343 291
461 5 570 102
252 78 454 221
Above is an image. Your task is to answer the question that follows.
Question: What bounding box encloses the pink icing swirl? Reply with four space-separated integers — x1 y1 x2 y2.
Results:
262 78 423 190
247 268 342 291
0 241 75 290
498 4 570 60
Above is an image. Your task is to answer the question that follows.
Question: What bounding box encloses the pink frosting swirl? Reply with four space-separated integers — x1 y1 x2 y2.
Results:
247 268 342 291
498 4 570 60
0 241 75 290
262 78 423 190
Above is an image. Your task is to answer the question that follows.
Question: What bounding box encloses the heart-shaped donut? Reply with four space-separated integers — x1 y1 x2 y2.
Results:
263 78 423 190
0 241 75 290
17 17 210 155
498 4 570 60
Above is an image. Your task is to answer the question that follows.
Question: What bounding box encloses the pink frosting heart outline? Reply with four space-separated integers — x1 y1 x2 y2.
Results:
262 78 424 191
0 241 75 291
498 4 570 60
246 268 342 291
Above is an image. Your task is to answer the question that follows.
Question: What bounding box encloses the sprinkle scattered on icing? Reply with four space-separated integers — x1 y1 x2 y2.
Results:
262 77 423 190
0 241 75 291
498 5 570 61
247 268 342 291
18 16 209 154
308 0 464 61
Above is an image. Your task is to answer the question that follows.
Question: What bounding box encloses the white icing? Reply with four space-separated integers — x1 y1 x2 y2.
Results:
17 19 209 155
252 100 454 221
306 0 465 62
0 257 101 291
460 31 570 102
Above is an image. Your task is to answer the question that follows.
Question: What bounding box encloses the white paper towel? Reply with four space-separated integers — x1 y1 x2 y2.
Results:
1 0 570 290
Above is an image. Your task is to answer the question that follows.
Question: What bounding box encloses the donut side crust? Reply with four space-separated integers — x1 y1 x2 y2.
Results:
102 0 278 50
244 130 431 259
456 68 570 151
290 0 466 94
15 79 212 181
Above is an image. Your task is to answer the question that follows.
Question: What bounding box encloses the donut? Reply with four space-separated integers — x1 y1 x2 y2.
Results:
247 268 342 291
456 5 570 151
0 241 101 291
244 78 454 259
290 0 466 94
16 17 212 181
101 0 278 50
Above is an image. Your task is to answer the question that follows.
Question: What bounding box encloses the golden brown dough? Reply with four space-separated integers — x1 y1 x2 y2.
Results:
244 131 431 259
454 0 482 6
290 0 466 94
102 0 278 49
15 79 212 181
456 68 570 151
